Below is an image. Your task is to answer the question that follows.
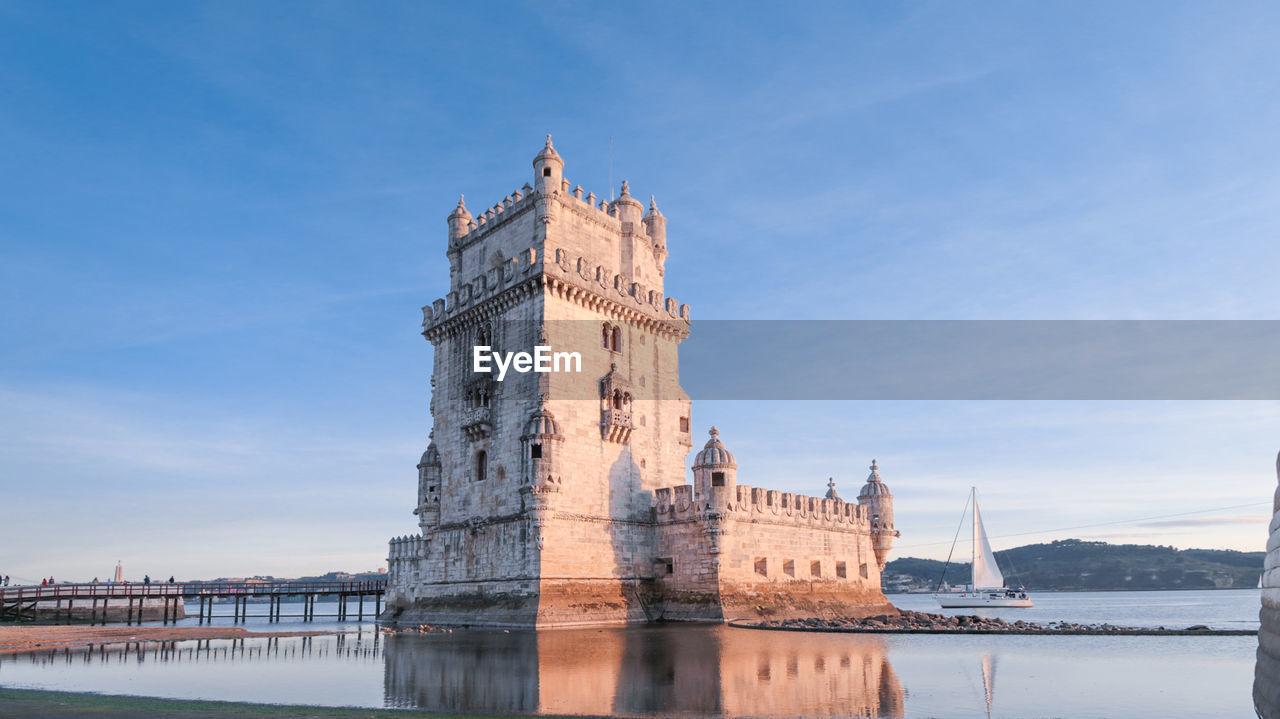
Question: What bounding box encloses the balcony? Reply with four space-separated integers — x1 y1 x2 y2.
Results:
601 408 633 444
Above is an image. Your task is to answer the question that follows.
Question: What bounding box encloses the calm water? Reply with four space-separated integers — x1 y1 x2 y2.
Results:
0 590 1263 718
891 588 1262 630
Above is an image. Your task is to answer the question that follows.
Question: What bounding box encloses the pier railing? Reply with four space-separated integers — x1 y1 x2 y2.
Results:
0 580 385 601
0 580 387 624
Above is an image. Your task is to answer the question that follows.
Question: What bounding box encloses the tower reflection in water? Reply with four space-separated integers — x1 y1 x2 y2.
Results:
383 625 904 718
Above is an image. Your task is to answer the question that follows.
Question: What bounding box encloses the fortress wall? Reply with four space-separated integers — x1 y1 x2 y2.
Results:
387 518 540 625
532 513 657 626
653 486 722 621
653 483 894 622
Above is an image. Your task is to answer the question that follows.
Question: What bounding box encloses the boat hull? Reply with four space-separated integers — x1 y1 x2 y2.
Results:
934 593 1033 608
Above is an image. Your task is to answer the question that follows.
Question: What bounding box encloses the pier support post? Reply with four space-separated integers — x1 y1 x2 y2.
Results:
358 594 364 621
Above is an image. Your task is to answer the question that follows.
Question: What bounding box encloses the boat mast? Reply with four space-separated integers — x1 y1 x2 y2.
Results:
970 487 977 591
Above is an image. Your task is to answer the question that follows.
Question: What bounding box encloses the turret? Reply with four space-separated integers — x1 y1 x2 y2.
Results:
414 441 442 530
611 180 644 225
447 195 473 246
532 134 564 195
521 402 564 487
857 459 897 569
643 195 668 269
693 426 737 507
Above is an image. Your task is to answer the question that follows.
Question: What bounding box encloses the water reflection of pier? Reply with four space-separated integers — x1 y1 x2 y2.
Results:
384 625 904 718
2 633 383 668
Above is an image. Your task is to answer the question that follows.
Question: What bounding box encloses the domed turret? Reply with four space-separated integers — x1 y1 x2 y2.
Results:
643 195 668 269
611 179 644 224
857 460 897 569
858 460 891 499
693 426 737 505
415 440 442 529
533 134 564 195
521 402 564 487
447 195 473 245
524 404 562 438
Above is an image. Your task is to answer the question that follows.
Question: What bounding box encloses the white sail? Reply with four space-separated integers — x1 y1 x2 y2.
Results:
972 498 1005 590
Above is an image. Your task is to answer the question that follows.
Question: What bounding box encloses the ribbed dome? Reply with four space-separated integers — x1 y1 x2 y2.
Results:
693 426 737 469
419 443 440 468
447 195 472 221
858 460 891 498
524 405 562 438
644 195 664 219
533 134 562 165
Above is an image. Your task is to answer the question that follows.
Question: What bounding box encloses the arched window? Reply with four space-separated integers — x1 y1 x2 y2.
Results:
475 450 487 482
623 392 631 407
602 323 611 349
612 390 622 410
611 326 622 352
477 324 490 348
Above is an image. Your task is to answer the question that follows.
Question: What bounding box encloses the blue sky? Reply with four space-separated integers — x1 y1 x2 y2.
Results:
1 1 1278 582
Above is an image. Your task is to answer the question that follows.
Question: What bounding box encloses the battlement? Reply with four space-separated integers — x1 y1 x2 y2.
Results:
449 175 648 249
546 246 690 322
388 535 426 559
420 243 691 337
653 483 872 529
421 246 542 334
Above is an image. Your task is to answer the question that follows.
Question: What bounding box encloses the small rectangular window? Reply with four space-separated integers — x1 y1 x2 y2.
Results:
679 416 689 433
836 562 847 579
530 444 542 459
859 563 869 579
711 471 725 487
754 558 768 576
783 559 795 577
810 560 821 577
656 557 674 575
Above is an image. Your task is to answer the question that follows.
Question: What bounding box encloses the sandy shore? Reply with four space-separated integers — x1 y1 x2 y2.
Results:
0 625 336 655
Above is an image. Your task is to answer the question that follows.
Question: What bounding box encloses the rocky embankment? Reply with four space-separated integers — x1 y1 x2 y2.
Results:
741 610 1253 635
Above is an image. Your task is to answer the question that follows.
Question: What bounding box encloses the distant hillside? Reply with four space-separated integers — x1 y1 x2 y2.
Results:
884 539 1265 592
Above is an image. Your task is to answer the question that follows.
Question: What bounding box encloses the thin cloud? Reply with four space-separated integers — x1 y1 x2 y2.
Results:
1138 514 1269 529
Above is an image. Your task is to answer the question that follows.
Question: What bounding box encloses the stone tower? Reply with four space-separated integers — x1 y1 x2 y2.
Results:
385 137 695 627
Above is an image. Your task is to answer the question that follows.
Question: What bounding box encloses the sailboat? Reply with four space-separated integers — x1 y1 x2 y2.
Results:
934 488 1032 608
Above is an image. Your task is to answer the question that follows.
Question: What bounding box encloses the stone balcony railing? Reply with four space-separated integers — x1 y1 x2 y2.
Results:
461 406 492 440
601 408 633 444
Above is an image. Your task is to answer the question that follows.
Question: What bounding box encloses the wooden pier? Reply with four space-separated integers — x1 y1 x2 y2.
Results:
0 580 385 624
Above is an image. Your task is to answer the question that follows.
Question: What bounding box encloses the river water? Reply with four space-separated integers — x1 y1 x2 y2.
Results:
0 589 1263 718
